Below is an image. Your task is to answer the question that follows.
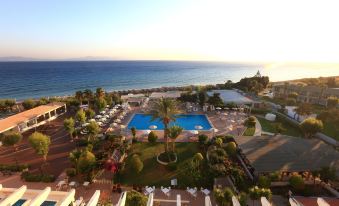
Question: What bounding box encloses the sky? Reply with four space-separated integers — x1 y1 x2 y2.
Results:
1 0 339 62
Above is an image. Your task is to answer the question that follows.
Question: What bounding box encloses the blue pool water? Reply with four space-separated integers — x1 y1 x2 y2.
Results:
128 114 212 130
13 199 56 206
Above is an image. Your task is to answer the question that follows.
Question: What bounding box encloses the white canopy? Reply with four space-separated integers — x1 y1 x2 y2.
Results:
195 125 203 130
149 125 157 129
86 190 100 206
261 197 272 206
232 196 241 206
28 187 51 206
190 130 198 135
0 185 27 206
317 198 330 206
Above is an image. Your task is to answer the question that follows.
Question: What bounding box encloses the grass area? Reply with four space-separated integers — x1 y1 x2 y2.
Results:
243 127 255 136
322 122 339 141
256 116 303 137
117 142 205 187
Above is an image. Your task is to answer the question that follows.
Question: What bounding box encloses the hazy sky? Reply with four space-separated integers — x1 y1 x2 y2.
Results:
1 0 339 62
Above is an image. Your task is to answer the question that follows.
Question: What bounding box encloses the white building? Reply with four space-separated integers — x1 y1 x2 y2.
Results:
0 102 66 135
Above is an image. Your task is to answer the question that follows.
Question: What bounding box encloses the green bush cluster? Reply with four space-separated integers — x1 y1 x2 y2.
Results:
166 162 177 171
198 134 208 144
0 164 29 172
21 172 56 182
245 116 256 127
66 168 76 177
289 174 305 191
147 131 158 143
258 176 271 188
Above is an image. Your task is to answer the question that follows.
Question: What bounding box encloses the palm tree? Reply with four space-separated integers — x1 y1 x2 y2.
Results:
75 91 83 105
83 89 93 105
168 125 183 152
96 87 105 98
150 98 180 153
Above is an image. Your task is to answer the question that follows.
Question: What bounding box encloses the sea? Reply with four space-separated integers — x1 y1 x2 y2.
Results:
0 61 338 100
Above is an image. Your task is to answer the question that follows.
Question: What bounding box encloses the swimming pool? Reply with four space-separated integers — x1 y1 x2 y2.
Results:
127 114 213 130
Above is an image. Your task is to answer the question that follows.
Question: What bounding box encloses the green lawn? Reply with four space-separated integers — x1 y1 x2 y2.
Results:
117 142 205 187
243 127 255 136
256 116 303 137
322 122 339 141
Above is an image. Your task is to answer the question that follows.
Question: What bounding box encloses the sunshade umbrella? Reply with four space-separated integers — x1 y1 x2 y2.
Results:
195 125 203 130
149 125 157 130
190 130 199 135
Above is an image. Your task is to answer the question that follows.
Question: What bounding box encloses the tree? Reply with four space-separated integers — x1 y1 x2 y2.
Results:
289 174 305 191
294 103 312 121
0 99 16 112
214 187 234 206
95 97 107 112
327 96 338 108
131 127 137 139
1 132 22 152
131 154 143 173
192 152 204 169
300 118 323 138
126 190 147 206
258 176 271 188
64 117 75 140
86 108 95 119
245 116 256 127
75 91 83 105
148 131 158 143
208 93 224 107
22 99 36 110
77 150 96 175
83 89 93 104
168 125 183 152
198 91 207 107
149 98 180 153
96 87 105 98
69 149 82 174
28 132 51 163
319 166 336 183
76 109 87 124
86 121 100 142
198 134 208 145
225 142 237 156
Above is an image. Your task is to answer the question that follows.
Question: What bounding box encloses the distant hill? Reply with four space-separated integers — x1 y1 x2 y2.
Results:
0 56 115 62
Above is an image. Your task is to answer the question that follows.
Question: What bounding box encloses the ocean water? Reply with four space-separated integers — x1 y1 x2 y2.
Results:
0 61 259 100
0 61 338 100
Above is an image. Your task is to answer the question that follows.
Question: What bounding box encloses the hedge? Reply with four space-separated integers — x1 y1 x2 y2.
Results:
21 172 56 182
0 164 29 172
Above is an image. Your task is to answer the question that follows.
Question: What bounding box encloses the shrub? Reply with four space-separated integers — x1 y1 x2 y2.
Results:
319 166 337 183
166 162 177 171
148 131 158 143
269 171 281 181
66 168 76 177
21 172 55 182
0 164 29 172
245 116 256 127
126 190 147 206
215 138 223 147
225 142 237 156
289 174 305 191
198 134 208 144
238 192 248 206
286 98 297 106
258 176 271 188
300 118 323 138
131 154 143 173
214 187 234 206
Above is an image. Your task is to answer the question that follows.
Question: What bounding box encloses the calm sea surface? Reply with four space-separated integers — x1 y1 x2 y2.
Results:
0 61 338 100
0 61 259 100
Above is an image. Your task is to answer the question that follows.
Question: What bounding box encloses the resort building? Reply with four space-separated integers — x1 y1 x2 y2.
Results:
121 93 146 106
0 102 66 135
272 84 339 106
149 91 183 99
